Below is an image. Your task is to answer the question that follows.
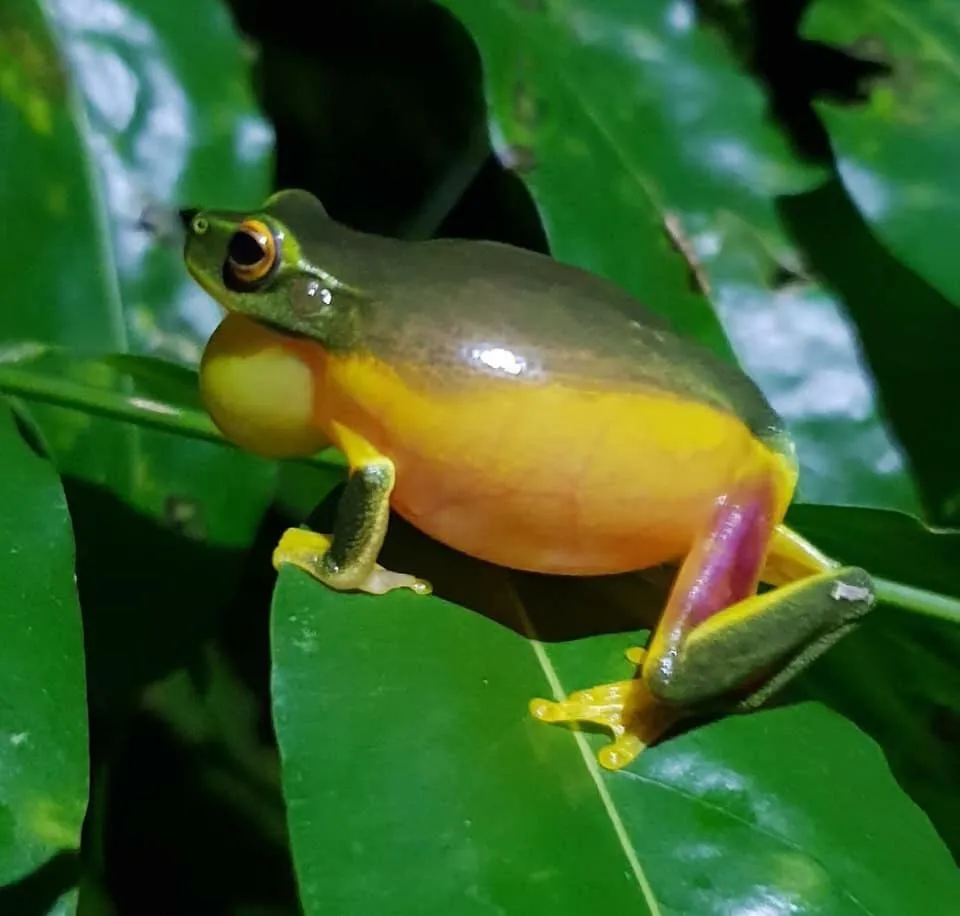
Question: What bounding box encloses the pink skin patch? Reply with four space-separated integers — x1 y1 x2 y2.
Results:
664 476 776 633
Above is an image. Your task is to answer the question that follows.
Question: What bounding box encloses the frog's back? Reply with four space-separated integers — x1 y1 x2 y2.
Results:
353 235 787 451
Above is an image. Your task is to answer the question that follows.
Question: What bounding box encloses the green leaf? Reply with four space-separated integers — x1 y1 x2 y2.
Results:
0 0 278 707
779 180 960 524
786 504 960 852
0 349 221 445
0 0 275 514
271 531 960 915
802 0 960 307
0 403 87 887
790 504 960 600
435 0 921 515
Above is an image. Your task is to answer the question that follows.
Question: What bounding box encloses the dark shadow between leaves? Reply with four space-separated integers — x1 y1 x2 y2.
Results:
745 0 894 161
0 851 79 916
227 0 548 252
64 476 251 719
102 711 299 916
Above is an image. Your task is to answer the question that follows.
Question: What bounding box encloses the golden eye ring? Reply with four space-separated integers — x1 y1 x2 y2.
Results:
226 219 278 287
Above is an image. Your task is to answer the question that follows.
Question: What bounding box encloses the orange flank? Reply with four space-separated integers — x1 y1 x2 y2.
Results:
310 350 797 577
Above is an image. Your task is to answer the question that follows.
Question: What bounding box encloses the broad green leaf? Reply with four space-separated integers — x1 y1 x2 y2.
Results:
435 0 919 514
0 403 87 887
0 0 277 707
793 604 960 858
272 534 960 915
780 179 960 525
802 0 960 308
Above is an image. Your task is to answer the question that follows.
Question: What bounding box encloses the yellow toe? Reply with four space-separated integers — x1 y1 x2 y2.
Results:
272 528 333 573
529 698 561 722
530 671 686 769
598 734 645 771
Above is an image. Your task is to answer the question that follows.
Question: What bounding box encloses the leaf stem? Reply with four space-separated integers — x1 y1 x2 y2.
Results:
0 364 346 469
0 363 224 445
874 577 960 625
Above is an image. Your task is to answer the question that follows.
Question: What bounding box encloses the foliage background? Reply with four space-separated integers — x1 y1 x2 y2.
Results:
0 0 958 913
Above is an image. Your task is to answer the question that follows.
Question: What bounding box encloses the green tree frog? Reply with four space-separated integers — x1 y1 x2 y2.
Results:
181 189 874 770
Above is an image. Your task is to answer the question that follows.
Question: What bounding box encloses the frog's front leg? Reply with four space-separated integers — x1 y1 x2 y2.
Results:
273 423 431 596
531 475 874 770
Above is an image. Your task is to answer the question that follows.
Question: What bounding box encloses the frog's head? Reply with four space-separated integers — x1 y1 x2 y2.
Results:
181 189 359 347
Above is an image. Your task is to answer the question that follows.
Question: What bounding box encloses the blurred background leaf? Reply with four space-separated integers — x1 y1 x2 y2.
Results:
802 0 960 307
0 0 277 714
0 404 87 890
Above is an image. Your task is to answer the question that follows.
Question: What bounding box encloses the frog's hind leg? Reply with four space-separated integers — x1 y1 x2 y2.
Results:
640 508 875 710
530 475 874 770
730 524 874 711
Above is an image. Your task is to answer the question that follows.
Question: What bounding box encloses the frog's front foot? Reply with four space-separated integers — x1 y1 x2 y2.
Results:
273 528 432 596
530 648 683 770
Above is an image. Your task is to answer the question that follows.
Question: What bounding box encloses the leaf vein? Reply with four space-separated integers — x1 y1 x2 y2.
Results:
504 577 664 916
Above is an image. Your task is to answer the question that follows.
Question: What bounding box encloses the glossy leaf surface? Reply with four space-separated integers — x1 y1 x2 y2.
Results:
0 0 277 707
803 0 960 308
272 532 960 915
0 403 87 886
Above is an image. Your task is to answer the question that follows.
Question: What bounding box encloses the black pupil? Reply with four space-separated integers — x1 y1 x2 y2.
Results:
228 230 267 267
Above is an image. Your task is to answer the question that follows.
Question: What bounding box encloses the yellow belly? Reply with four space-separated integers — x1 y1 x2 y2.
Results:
318 354 793 575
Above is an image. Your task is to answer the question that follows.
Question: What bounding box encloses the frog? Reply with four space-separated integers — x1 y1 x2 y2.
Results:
181 188 875 771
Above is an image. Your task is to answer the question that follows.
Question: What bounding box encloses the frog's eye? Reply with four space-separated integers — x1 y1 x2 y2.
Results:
225 219 278 288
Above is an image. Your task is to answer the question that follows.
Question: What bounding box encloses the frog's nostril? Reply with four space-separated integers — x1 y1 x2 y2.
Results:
179 208 199 229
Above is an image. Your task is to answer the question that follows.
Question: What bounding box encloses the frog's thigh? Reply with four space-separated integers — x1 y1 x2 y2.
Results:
679 566 874 712
273 423 431 597
642 477 874 707
760 523 839 586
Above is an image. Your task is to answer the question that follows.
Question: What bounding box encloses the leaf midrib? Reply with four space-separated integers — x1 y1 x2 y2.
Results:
618 768 874 915
504 579 664 916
